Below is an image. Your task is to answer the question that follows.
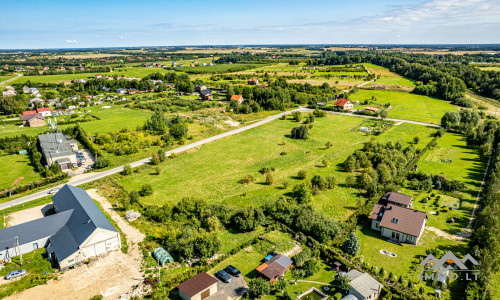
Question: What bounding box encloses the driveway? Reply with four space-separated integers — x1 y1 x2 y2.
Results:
209 276 248 300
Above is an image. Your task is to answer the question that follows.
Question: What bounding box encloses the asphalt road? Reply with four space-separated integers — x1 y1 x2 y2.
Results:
0 73 22 85
0 107 440 211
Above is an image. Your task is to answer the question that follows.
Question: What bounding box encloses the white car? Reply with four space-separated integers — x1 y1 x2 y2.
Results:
48 188 60 194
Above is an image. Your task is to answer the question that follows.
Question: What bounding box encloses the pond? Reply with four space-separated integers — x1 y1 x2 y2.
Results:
297 287 328 300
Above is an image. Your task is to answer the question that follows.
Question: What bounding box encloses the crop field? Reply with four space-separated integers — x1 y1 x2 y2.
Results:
0 154 42 191
348 90 458 124
116 115 437 220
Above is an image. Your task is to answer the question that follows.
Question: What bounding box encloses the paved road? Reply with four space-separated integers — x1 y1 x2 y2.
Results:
0 108 306 210
0 73 22 85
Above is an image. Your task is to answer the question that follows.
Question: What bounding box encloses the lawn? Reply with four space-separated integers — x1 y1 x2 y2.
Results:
348 89 458 124
116 115 436 220
0 154 43 191
80 105 153 134
477 66 500 72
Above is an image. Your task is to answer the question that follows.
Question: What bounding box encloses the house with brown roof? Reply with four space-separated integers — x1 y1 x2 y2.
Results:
256 254 293 283
21 113 46 127
370 202 427 244
334 98 353 110
248 78 259 85
229 95 244 105
380 192 413 208
177 272 218 300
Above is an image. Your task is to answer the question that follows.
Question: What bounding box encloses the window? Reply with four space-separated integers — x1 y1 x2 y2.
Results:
33 243 38 249
375 222 379 228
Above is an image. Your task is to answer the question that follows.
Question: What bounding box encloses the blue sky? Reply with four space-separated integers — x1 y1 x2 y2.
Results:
1 0 499 49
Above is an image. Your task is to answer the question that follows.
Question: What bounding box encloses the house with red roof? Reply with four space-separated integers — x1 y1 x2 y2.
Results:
334 98 353 110
229 94 244 105
36 107 52 117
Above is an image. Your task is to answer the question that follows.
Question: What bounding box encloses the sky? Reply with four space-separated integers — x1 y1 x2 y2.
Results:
1 0 500 49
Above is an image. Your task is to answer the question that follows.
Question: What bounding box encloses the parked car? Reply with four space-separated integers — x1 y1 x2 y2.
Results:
4 270 26 280
73 163 78 168
216 269 232 283
48 188 60 194
225 265 241 277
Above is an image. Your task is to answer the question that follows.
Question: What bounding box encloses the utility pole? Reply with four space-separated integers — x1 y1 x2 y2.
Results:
242 179 245 195
15 236 22 265
265 158 268 170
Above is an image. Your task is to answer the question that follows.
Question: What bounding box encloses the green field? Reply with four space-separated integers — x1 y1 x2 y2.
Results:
363 63 416 87
348 90 458 124
116 115 437 220
80 105 153 134
477 66 500 72
0 154 43 190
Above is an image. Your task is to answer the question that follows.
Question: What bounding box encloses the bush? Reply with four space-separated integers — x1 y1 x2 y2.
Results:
122 164 133 175
293 183 312 204
452 97 473 108
94 156 108 169
265 173 275 185
139 184 153 196
129 191 140 204
290 125 309 139
297 169 307 180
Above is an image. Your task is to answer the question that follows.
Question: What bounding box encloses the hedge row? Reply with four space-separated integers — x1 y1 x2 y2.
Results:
64 125 109 168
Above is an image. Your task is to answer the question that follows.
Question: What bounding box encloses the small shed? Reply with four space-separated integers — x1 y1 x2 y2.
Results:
154 247 174 265
264 254 274 261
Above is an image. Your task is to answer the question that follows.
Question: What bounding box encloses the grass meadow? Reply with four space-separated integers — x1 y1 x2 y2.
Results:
116 115 437 220
0 154 43 191
348 89 458 124
363 63 416 87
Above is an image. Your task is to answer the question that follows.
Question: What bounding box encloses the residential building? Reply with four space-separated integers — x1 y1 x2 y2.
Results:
116 88 127 94
200 89 213 101
370 202 427 244
380 192 413 208
27 116 46 127
229 94 244 104
0 185 121 269
343 270 383 300
20 113 45 127
38 132 77 170
334 98 354 110
195 85 207 92
248 78 259 85
177 272 218 300
256 254 293 283
36 107 52 117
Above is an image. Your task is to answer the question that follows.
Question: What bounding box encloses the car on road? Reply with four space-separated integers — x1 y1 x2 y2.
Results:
48 188 60 194
4 270 26 280
225 265 241 277
216 269 232 283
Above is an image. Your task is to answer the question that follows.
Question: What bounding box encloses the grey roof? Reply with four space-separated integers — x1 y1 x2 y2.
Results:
274 255 293 268
0 210 72 251
47 226 79 262
200 89 212 96
38 132 75 160
52 185 117 245
346 270 383 298
56 157 71 164
340 295 359 300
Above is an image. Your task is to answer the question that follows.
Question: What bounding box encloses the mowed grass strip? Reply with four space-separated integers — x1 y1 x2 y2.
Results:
349 90 458 124
363 63 416 87
117 115 436 220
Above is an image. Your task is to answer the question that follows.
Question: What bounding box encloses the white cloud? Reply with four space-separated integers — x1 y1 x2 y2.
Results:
65 39 77 44
119 36 124 39
96 34 100 38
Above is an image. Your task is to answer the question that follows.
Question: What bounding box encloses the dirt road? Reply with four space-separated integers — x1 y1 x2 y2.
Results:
6 189 145 300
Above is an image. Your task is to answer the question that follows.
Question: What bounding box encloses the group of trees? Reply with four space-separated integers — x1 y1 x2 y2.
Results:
406 172 466 193
0 94 29 114
143 112 188 139
344 139 417 196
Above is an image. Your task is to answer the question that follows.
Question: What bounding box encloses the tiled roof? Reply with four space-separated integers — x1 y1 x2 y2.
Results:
177 272 218 297
334 98 351 106
381 192 413 206
378 205 427 237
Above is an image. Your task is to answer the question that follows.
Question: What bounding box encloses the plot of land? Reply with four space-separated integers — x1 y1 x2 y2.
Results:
348 90 458 124
0 154 42 191
116 115 436 220
363 63 416 87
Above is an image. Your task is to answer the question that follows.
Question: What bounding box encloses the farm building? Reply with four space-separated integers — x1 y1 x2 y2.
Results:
200 89 213 101
38 132 77 170
195 85 207 92
334 98 353 110
0 185 121 269
177 272 218 300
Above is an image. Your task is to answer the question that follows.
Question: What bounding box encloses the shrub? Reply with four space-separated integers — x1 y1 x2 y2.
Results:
265 173 275 185
322 159 330 167
94 156 108 169
139 184 153 196
122 164 133 175
293 183 312 204
129 191 140 205
290 125 309 139
297 169 307 179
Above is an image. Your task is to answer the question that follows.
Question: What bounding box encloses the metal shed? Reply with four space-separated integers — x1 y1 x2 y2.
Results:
154 247 174 265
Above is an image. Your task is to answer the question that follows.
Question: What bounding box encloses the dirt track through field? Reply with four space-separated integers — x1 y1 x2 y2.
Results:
6 189 145 300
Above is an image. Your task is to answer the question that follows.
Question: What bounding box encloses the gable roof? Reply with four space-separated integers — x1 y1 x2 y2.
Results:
381 192 413 206
334 98 352 107
177 272 218 297
36 107 51 112
346 270 383 298
369 203 386 222
21 113 43 121
22 110 37 115
0 210 73 251
230 94 243 101
257 254 292 280
378 205 427 237
200 89 212 96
